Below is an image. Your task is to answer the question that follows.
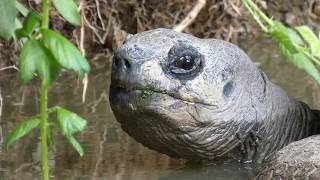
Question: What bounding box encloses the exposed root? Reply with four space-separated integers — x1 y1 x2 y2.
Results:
173 0 207 32
79 0 86 56
80 0 252 47
87 90 108 113
2 0 320 68
79 0 89 103
94 0 105 30
91 125 108 178
82 74 89 103
0 65 19 71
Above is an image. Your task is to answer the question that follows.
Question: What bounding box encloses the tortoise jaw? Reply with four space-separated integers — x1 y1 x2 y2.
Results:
110 83 217 107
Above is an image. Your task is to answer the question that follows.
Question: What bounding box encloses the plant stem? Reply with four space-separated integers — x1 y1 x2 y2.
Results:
40 0 51 179
39 85 49 180
241 0 273 32
42 0 50 29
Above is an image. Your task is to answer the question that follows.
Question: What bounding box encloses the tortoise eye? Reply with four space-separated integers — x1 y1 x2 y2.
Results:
174 55 195 70
167 43 203 78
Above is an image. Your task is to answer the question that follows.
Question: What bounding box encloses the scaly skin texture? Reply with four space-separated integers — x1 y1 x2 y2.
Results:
255 134 320 179
109 28 320 164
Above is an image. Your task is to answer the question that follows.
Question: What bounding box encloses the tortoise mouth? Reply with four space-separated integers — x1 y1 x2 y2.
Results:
109 83 216 106
110 85 195 104
109 84 211 127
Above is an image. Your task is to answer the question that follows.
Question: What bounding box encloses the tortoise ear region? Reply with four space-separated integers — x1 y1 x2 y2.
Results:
223 81 235 98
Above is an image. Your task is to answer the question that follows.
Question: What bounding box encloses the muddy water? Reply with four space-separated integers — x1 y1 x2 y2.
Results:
0 37 319 180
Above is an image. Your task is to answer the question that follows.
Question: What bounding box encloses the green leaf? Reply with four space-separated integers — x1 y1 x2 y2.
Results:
15 18 22 29
0 0 16 39
52 0 81 26
19 38 60 86
291 52 320 84
295 26 320 58
65 135 84 156
268 23 320 83
54 107 87 136
275 37 320 84
242 0 320 84
16 1 29 16
4 118 40 148
270 21 304 48
15 11 41 39
13 18 22 41
41 29 90 77
54 107 86 156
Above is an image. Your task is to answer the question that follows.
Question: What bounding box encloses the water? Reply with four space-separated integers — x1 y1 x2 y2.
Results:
0 37 319 180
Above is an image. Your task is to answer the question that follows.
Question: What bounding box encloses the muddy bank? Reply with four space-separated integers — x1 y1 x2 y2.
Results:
1 0 320 69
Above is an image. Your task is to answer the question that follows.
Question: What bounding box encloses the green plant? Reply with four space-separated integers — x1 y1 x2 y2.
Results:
242 0 320 84
0 0 89 180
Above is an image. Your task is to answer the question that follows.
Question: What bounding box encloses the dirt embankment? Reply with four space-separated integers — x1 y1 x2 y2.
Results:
1 0 320 69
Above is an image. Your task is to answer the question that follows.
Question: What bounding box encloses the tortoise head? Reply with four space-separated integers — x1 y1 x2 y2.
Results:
109 28 267 161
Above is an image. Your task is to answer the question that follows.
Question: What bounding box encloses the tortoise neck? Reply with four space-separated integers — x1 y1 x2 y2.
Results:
308 109 320 136
257 87 314 163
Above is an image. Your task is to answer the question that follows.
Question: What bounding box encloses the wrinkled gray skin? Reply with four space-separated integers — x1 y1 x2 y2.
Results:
109 28 320 164
256 135 320 179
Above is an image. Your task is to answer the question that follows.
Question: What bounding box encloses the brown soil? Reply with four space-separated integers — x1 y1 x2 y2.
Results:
1 0 320 69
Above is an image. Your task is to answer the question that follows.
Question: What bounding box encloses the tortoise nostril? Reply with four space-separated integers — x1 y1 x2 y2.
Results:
113 54 132 71
124 58 131 69
114 56 120 67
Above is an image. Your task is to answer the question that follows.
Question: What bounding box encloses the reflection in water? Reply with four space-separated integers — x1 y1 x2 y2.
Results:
0 37 319 180
159 161 255 180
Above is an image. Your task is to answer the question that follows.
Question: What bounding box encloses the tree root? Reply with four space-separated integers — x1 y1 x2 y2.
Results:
173 0 207 32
